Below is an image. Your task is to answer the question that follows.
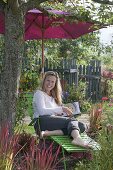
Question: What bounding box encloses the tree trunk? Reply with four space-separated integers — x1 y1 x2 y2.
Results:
0 6 24 132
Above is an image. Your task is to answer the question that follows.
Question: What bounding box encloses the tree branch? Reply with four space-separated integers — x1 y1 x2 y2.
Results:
21 0 65 13
21 0 52 12
92 0 113 5
8 0 20 14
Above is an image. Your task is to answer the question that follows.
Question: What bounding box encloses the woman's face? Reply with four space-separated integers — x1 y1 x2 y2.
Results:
44 75 57 94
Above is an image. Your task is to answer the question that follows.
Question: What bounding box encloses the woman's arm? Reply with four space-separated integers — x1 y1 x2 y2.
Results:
62 106 73 117
33 90 63 116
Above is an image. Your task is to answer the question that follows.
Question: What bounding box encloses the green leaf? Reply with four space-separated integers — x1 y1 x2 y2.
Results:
2 0 7 3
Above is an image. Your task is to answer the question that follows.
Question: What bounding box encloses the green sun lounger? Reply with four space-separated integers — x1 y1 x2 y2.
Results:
29 117 100 170
50 133 100 152
49 133 100 170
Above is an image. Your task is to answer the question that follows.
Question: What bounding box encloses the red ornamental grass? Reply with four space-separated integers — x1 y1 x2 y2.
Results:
19 140 61 170
0 123 19 154
0 123 20 169
89 104 103 132
36 143 61 170
0 124 62 170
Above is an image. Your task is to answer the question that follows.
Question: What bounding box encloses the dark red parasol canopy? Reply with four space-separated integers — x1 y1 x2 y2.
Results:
0 8 98 73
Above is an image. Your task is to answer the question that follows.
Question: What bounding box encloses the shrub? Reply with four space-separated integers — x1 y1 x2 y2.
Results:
88 128 113 170
62 81 91 112
19 71 40 92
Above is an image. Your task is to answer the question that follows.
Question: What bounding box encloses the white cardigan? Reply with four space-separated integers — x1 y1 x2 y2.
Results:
33 90 63 118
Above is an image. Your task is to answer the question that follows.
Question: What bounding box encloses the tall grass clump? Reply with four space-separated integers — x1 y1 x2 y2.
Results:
74 128 113 170
0 123 19 170
75 100 113 170
17 140 61 170
0 123 61 170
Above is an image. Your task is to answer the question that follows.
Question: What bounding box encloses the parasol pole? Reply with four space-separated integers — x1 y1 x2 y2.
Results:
41 30 44 78
41 14 45 78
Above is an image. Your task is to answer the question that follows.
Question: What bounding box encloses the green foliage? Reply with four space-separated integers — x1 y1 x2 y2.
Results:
67 81 86 102
106 80 113 99
15 124 35 135
22 33 113 75
16 93 28 125
75 129 113 170
16 92 34 124
86 127 113 170
102 80 113 99
102 100 113 125
91 132 113 170
63 81 92 112
24 40 61 67
23 29 113 71
74 101 113 170
19 71 40 92
24 92 34 119
23 32 109 68
80 99 92 113
57 33 103 64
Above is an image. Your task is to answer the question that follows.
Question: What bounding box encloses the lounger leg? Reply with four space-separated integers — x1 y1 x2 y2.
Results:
62 147 67 170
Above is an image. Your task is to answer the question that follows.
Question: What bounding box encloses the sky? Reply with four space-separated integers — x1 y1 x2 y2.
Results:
99 26 113 45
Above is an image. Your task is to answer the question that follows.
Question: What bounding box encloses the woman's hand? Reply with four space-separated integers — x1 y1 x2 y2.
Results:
62 106 73 117
54 113 62 116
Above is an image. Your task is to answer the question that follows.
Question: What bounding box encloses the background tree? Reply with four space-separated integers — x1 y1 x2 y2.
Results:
23 31 112 67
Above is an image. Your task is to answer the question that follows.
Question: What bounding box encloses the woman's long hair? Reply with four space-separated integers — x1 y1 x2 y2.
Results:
41 71 62 105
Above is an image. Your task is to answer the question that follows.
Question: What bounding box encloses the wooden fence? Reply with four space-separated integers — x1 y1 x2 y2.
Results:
44 59 101 102
22 57 101 101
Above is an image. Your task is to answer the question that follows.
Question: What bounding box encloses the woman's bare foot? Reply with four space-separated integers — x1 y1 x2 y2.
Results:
40 130 49 138
40 130 63 138
72 137 92 149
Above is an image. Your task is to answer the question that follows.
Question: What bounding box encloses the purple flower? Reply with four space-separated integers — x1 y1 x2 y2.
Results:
62 91 69 100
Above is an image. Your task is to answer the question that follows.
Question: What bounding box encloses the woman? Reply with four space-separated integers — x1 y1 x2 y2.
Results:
33 71 90 148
